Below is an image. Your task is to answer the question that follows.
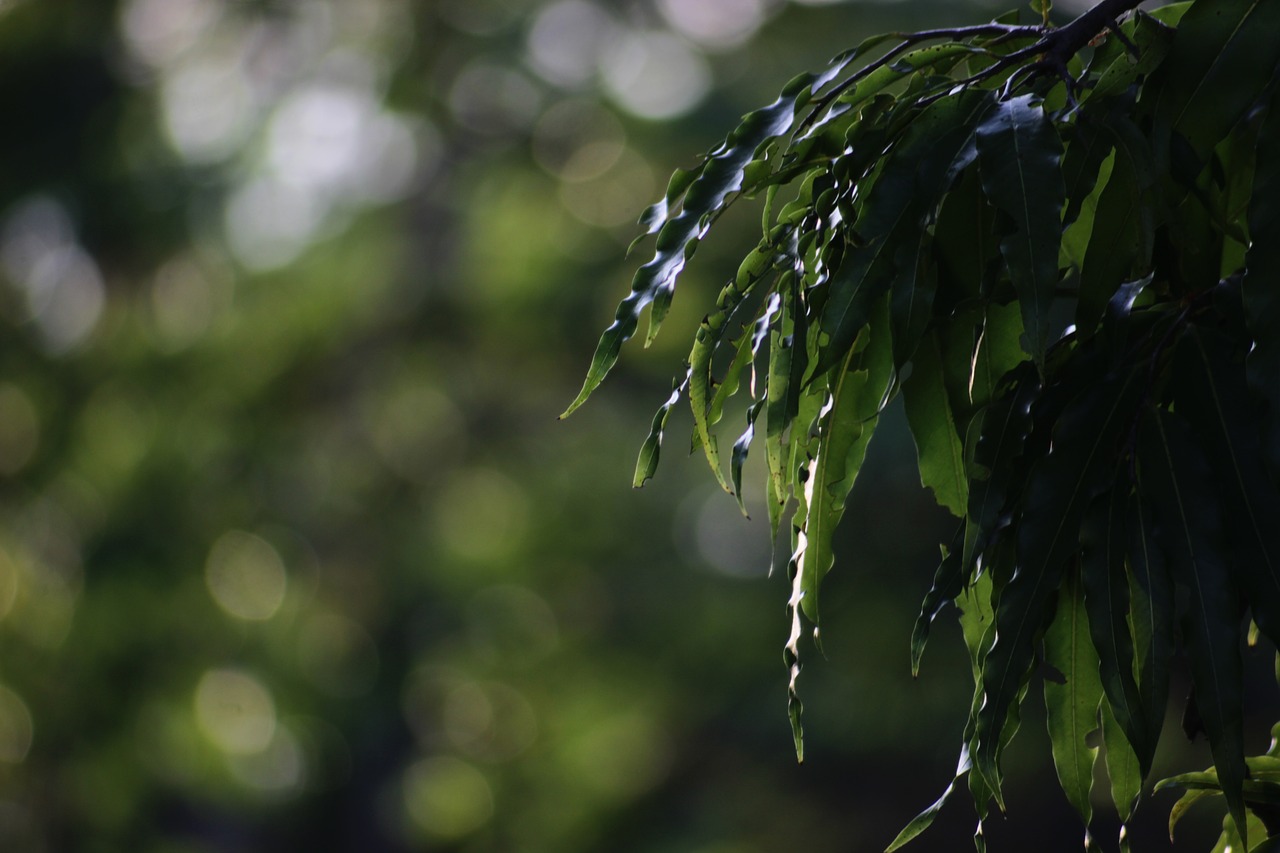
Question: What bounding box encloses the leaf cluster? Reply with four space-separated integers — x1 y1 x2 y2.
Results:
564 0 1280 849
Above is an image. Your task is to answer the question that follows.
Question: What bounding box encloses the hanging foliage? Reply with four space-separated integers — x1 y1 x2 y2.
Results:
563 0 1280 848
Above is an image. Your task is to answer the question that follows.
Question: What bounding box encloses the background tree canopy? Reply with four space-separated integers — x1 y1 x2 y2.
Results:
565 0 1280 850
0 0 1274 852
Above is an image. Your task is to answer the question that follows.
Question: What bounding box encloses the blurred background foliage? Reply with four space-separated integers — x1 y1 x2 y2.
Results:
0 0 1271 850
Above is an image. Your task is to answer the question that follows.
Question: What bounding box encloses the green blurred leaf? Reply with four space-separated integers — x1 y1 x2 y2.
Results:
633 369 690 488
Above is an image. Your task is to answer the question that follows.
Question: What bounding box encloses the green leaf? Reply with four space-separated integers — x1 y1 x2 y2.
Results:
1042 564 1102 825
962 364 1039 578
1081 481 1154 775
974 95 1065 368
1245 91 1280 476
796 294 893 624
1174 327 1280 649
1089 12 1176 101
1100 698 1143 828
910 527 965 677
967 301 1026 416
971 364 1139 800
885 748 971 852
1168 788 1217 840
633 369 690 488
1127 487 1173 781
902 330 968 516
1144 0 1280 167
766 274 806 503
820 90 996 374
1140 408 1248 849
562 69 828 417
1078 114 1156 333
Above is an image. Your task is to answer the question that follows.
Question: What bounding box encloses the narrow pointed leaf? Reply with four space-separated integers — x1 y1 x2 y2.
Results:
797 295 893 624
563 72 831 417
1245 90 1280 476
972 365 1139 797
911 526 966 676
1144 0 1280 165
903 330 968 516
634 369 690 488
1175 327 1280 648
1043 565 1103 824
1128 488 1173 776
1140 408 1248 849
1100 698 1143 827
885 748 972 852
974 95 1065 367
1081 481 1153 773
820 90 996 373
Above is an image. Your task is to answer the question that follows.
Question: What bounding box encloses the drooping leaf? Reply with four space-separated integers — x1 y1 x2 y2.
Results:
1100 698 1143 835
1174 326 1280 648
885 747 972 852
1244 90 1280 477
1078 113 1157 332
797 294 893 625
971 363 1140 800
910 526 965 676
1127 487 1174 782
962 364 1039 578
634 369 690 488
1141 408 1248 848
903 330 969 516
819 90 997 374
562 62 852 417
1042 564 1103 826
974 95 1065 368
1080 479 1153 774
1144 0 1280 168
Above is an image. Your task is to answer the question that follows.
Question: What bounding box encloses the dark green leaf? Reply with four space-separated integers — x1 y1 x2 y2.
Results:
974 95 1065 368
1144 0 1280 166
962 364 1039 576
1141 408 1248 848
1042 565 1102 824
1128 487 1173 782
911 526 965 677
1174 327 1280 649
1245 91 1280 476
1078 113 1156 333
972 365 1139 799
1081 481 1154 774
820 90 996 373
